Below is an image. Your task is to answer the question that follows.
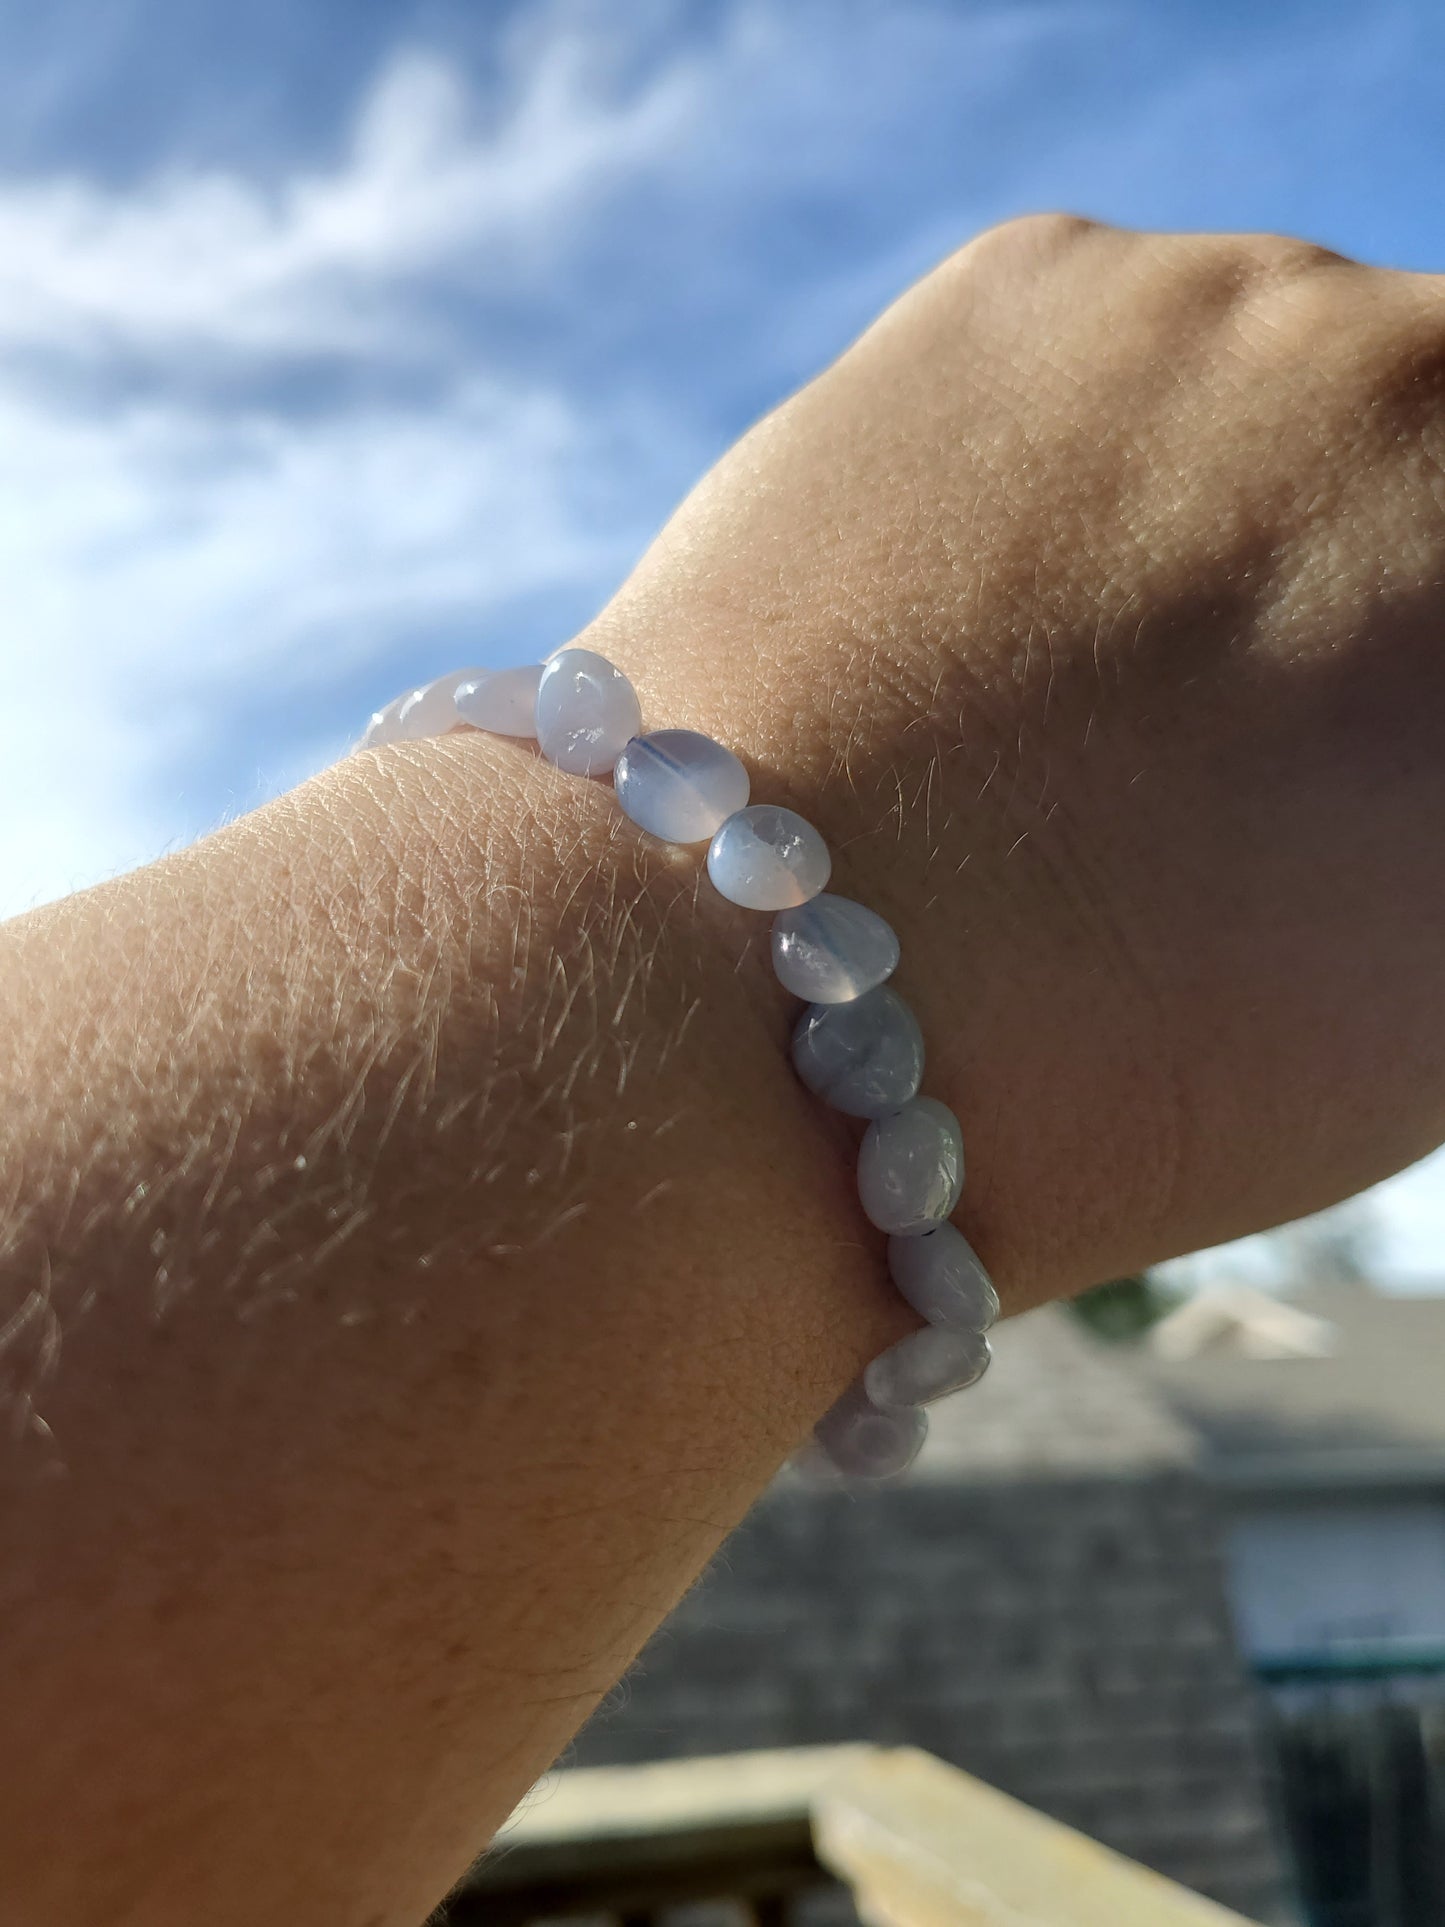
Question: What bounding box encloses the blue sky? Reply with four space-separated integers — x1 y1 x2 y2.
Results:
1 0 1443 1283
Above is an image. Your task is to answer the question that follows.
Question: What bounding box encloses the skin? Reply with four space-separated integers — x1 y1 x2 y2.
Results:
3 217 1445 1922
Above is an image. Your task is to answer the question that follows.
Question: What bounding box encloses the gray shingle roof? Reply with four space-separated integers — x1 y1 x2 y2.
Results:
913 1304 1199 1481
574 1307 1290 1922
1139 1282 1445 1466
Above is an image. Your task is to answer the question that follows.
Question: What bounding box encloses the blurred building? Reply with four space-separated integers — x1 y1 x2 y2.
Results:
1144 1280 1445 1667
569 1305 1293 1924
1144 1280 1445 1927
569 1280 1445 1927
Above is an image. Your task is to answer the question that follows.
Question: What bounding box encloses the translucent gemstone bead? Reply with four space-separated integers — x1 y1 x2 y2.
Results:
360 693 410 750
535 648 642 775
706 805 831 910
864 1327 992 1411
454 664 543 738
857 1096 964 1234
395 669 483 741
614 729 750 843
887 1224 999 1332
772 894 899 1003
790 987 924 1119
797 1383 928 1481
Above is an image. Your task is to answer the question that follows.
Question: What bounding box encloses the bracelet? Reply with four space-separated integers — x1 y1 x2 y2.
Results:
360 651 998 1479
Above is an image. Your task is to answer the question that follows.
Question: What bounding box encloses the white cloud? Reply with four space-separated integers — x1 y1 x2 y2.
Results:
0 44 696 363
0 0 1100 915
0 369 641 911
0 24 702 915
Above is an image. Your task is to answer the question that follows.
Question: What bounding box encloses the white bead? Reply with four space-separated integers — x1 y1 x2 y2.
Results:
396 669 483 741
454 665 543 738
360 693 410 750
864 1327 991 1411
796 1383 928 1482
614 730 750 843
535 648 642 776
706 805 831 910
771 894 899 1002
887 1224 998 1332
857 1096 964 1235
791 987 924 1119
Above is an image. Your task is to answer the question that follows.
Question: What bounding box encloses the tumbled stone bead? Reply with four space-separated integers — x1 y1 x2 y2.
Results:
706 805 831 910
790 986 924 1119
797 1383 928 1481
535 648 642 775
614 729 750 843
857 1096 964 1235
772 893 899 1003
865 1327 992 1412
360 693 411 750
454 664 543 737
396 669 483 741
887 1224 999 1333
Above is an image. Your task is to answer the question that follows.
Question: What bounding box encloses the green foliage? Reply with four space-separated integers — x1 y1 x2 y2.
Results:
1069 1272 1180 1343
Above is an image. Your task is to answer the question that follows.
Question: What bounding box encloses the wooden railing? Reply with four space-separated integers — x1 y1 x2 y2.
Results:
442 1744 1265 1926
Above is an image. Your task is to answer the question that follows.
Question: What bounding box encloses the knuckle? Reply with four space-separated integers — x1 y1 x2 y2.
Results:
964 210 1108 269
1230 247 1445 419
1355 304 1445 421
1226 230 1354 284
1166 232 1355 321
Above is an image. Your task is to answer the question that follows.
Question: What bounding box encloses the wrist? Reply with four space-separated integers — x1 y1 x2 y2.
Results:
581 593 1158 1310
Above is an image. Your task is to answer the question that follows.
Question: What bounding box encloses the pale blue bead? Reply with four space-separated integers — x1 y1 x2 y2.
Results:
454 664 543 737
396 669 482 741
535 648 642 776
360 693 410 750
887 1224 999 1333
614 730 750 844
857 1096 964 1235
772 894 899 1002
797 1383 928 1481
790 987 924 1119
865 1327 991 1412
706 805 831 910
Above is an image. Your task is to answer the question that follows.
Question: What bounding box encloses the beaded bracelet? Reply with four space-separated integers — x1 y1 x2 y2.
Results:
360 650 999 1479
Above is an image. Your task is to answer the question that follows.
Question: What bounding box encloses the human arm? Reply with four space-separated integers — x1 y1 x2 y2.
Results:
5 218 1445 1924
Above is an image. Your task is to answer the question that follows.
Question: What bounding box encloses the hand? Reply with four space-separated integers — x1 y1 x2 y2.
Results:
597 216 1445 1300
7 219 1445 1925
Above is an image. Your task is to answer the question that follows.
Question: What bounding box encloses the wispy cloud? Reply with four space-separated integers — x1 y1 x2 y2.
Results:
0 361 662 906
0 0 1130 916
0 0 1439 923
0 23 710 913
0 47 696 365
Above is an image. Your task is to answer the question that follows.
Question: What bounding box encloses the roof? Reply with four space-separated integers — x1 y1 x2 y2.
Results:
584 1306 1289 1921
908 1303 1198 1482
1138 1281 1445 1478
1149 1284 1336 1362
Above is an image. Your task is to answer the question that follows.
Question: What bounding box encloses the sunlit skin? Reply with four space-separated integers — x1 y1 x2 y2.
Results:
4 219 1445 1923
